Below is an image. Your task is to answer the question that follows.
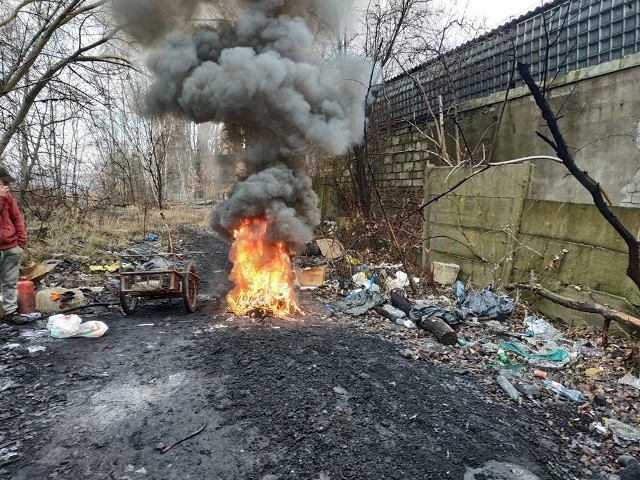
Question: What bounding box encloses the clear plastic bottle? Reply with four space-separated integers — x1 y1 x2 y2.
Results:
453 280 465 302
496 374 521 403
541 379 584 402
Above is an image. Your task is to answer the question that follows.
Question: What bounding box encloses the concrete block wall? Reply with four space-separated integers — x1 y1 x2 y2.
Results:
379 52 640 208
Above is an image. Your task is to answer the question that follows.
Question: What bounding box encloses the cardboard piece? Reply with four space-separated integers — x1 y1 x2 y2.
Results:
295 264 327 286
20 262 58 283
315 238 345 260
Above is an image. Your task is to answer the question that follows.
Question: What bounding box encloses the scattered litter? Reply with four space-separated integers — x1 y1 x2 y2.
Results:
337 289 385 316
20 329 50 339
496 374 521 403
584 367 601 376
499 341 573 369
384 271 411 292
459 288 515 320
37 287 85 313
19 262 57 282
344 255 359 266
47 314 108 339
352 272 380 292
315 238 345 260
512 378 541 397
88 262 120 272
618 372 640 390
409 304 466 326
156 421 207 454
524 316 562 340
453 280 465 302
541 379 584 402
324 304 336 313
26 345 46 354
380 304 406 319
590 421 608 435
464 460 540 480
605 418 640 445
395 318 416 329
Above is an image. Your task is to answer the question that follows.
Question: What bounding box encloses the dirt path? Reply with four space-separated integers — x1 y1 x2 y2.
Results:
0 228 626 480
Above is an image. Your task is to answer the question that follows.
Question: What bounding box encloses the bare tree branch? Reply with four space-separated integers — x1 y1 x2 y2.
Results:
517 61 640 292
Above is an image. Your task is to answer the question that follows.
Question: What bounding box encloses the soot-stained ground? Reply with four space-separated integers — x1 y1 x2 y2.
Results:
0 228 614 480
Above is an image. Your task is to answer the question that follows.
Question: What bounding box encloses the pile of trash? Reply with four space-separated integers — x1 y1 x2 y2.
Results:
307 260 640 477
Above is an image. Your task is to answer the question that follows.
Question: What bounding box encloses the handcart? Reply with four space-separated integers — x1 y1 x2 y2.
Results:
118 252 199 315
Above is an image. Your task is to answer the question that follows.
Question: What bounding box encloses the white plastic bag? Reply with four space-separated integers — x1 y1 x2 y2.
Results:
47 314 108 338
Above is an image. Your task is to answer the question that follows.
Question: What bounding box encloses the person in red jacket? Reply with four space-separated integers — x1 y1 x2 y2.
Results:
0 166 28 325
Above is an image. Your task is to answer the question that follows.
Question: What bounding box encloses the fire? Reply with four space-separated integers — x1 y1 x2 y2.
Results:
226 217 303 317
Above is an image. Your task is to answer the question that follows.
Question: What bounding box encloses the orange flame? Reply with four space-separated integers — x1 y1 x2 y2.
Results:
226 217 303 317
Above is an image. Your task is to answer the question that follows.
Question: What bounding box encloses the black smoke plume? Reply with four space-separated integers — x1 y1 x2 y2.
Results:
114 0 369 251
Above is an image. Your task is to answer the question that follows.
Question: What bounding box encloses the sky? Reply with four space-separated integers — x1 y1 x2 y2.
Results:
464 0 554 29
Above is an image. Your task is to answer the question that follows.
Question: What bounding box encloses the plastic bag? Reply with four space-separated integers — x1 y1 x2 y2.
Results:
459 288 515 320
524 316 563 340
409 305 467 325
47 314 108 339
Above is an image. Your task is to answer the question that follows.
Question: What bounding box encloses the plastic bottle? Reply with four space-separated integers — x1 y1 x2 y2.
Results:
381 304 406 319
541 379 584 402
497 348 510 364
17 279 36 314
496 375 521 403
395 318 416 329
453 280 465 302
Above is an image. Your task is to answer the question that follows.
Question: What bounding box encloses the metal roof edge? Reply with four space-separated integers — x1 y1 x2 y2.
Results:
385 0 565 84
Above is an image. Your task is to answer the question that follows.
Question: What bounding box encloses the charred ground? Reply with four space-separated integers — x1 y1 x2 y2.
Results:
0 227 636 480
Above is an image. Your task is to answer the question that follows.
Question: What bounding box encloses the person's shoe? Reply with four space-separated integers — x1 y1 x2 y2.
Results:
3 312 31 325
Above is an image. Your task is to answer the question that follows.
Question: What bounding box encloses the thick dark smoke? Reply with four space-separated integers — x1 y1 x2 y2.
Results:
114 0 369 251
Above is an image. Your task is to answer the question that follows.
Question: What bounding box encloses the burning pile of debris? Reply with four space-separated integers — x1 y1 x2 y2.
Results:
113 0 370 319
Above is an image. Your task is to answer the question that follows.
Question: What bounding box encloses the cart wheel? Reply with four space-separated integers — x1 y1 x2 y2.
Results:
182 262 198 313
120 290 138 315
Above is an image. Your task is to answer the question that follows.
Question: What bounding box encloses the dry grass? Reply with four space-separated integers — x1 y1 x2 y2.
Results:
22 205 212 267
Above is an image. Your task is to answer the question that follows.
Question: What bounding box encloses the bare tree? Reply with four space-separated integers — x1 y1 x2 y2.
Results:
0 0 129 165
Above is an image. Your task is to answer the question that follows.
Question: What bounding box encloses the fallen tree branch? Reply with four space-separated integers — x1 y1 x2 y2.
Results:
508 282 640 344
